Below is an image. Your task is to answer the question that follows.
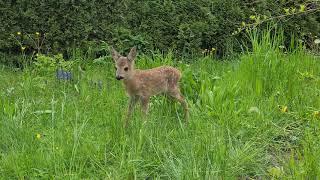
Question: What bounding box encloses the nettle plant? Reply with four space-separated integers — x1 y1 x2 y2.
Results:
33 54 74 75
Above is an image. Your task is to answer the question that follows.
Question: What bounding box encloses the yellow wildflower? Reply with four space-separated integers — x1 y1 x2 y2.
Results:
21 46 26 51
211 48 216 52
314 111 320 118
281 106 288 113
35 32 40 36
36 133 41 139
278 105 288 113
17 32 21 35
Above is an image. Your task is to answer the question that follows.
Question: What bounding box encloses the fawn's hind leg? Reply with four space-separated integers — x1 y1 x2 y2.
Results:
168 88 189 122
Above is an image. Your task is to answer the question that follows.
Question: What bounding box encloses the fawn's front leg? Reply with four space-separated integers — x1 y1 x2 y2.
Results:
140 96 150 119
125 96 137 127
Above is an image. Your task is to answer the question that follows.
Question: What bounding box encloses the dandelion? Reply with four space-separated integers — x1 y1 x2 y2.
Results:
35 32 40 36
278 105 288 113
17 32 21 35
282 106 288 113
36 133 41 139
211 48 216 52
21 46 26 51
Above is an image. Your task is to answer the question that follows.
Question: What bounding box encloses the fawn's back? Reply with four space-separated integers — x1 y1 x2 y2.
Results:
124 66 181 97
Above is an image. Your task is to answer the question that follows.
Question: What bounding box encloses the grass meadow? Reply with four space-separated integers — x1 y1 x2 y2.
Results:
1 31 320 179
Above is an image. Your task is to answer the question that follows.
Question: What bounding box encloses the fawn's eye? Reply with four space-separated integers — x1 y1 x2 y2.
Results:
124 67 129 71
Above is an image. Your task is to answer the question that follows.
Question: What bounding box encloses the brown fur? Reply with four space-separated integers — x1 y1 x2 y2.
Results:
111 47 189 127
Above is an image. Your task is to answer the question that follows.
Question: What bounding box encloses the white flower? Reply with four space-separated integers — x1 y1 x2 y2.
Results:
314 39 320 44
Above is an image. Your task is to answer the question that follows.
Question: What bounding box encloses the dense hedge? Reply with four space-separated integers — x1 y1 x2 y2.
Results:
0 0 319 57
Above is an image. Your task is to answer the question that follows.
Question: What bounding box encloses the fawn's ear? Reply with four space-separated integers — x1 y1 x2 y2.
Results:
111 47 120 61
128 47 137 62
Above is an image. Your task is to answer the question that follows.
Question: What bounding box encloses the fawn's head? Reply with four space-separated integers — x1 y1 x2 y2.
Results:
111 47 137 80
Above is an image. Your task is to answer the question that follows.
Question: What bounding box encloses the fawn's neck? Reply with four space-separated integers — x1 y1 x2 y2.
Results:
123 69 137 86
123 69 140 95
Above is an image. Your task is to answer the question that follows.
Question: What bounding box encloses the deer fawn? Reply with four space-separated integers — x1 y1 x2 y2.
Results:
111 47 189 127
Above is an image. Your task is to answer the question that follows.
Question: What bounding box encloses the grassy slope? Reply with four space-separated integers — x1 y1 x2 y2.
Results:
0 36 320 179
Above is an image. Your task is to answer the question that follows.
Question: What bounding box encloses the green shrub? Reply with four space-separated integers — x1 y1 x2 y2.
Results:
0 0 319 60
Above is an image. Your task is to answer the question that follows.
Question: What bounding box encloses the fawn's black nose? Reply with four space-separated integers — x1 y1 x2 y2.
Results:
116 76 124 80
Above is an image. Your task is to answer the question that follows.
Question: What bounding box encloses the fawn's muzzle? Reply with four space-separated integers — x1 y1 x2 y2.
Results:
116 76 124 80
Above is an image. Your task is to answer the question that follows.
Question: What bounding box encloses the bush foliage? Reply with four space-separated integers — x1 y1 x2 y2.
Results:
0 0 319 56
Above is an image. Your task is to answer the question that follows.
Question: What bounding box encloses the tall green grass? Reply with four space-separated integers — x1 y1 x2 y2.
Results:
0 30 319 179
